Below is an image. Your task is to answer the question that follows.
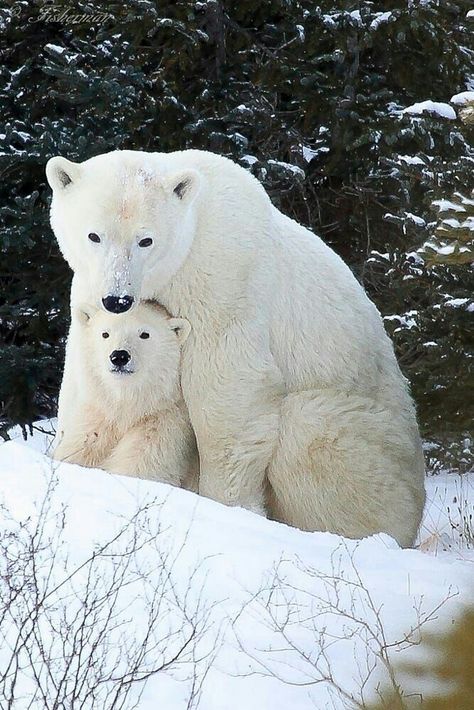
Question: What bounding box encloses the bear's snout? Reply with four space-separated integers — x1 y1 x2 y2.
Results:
102 295 134 313
110 349 131 369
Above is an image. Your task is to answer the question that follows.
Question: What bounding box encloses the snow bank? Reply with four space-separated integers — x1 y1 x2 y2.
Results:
0 426 472 709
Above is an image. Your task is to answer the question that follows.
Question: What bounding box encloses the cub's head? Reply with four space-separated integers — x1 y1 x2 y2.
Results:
46 150 201 313
75 301 190 412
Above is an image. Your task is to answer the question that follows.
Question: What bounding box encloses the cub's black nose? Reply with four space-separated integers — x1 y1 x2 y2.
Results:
110 349 131 368
102 295 134 313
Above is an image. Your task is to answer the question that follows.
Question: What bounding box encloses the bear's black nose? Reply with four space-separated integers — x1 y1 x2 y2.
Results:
102 295 134 313
110 349 131 368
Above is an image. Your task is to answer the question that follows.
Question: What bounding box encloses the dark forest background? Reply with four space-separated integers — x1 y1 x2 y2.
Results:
0 0 472 472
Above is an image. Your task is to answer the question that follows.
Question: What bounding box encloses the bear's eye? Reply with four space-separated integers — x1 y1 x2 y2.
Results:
139 331 150 340
138 237 153 248
102 332 109 339
88 232 101 243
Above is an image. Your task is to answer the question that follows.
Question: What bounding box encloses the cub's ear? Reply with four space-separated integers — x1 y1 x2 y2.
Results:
167 169 201 204
46 156 82 191
169 317 191 344
73 304 97 326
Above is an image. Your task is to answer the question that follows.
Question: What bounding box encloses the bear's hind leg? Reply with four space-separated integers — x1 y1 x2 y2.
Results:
267 391 425 548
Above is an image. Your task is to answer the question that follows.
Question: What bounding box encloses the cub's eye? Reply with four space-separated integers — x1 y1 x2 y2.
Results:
88 232 101 243
102 332 109 339
138 237 153 248
139 331 150 340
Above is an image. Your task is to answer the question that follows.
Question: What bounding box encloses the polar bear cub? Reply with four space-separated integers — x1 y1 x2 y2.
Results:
53 301 198 490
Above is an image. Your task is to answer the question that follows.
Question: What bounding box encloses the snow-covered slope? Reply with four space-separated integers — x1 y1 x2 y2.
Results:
0 424 472 709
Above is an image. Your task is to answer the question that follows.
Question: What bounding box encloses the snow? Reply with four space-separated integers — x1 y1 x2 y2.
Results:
241 154 258 166
436 244 455 256
229 132 248 147
402 100 457 120
321 14 336 29
348 10 362 24
406 250 425 266
437 215 474 232
367 250 390 262
16 131 30 143
444 297 472 310
370 11 393 30
1 424 473 709
384 311 418 331
450 90 474 106
301 145 329 163
45 44 81 66
457 191 474 207
441 218 462 229
405 211 426 226
267 160 305 178
397 154 426 165
45 43 67 55
433 198 465 213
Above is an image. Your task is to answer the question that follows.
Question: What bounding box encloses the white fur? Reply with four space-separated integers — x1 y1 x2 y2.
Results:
53 302 198 491
47 149 425 546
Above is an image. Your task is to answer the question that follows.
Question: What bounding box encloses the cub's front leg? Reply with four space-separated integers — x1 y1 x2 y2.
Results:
53 404 117 468
182 323 283 515
101 405 197 487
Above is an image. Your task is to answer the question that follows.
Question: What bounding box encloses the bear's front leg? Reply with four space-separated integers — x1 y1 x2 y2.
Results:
56 284 95 443
55 318 80 442
182 324 283 515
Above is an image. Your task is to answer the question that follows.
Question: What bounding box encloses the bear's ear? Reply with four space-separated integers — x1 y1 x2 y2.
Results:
46 156 82 191
168 318 191 344
73 304 96 326
167 169 201 204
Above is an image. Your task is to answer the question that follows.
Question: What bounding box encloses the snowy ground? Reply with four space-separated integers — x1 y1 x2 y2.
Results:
0 422 472 709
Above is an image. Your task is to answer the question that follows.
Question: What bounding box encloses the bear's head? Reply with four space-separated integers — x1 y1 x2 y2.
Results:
46 151 201 313
75 301 190 416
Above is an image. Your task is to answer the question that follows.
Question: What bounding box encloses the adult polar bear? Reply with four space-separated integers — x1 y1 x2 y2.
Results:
46 149 425 547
